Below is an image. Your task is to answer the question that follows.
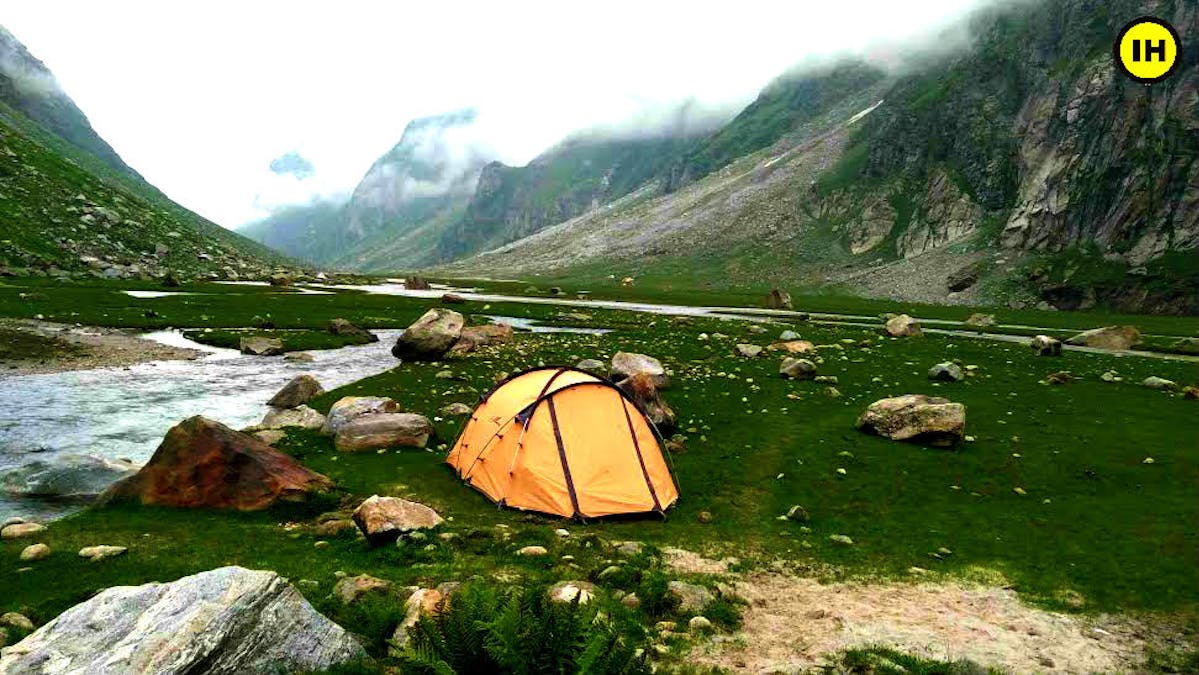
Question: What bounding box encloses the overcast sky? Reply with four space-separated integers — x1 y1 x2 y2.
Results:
5 1 994 228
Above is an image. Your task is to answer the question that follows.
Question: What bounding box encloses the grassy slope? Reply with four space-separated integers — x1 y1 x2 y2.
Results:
1 284 1196 663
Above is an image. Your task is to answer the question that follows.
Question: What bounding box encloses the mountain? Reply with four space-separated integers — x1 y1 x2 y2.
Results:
0 25 290 280
438 0 1198 314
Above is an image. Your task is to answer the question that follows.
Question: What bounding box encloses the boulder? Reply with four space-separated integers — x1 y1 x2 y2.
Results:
327 318 378 343
0 566 363 674
1142 376 1179 392
927 362 965 382
885 314 923 337
240 336 284 356
267 374 325 408
441 293 466 304
391 308 465 361
100 416 332 510
392 588 442 648
438 402 473 417
735 344 763 358
1 455 139 501
1066 326 1141 350
617 372 677 433
946 262 982 292
322 396 400 435
352 495 444 546
668 581 713 613
405 276 431 290
333 574 392 605
334 413 433 452
20 543 51 561
765 289 792 310
575 358 606 374
547 581 596 605
856 395 966 447
1029 335 1063 356
258 405 326 431
769 340 816 354
449 323 514 354
964 313 996 328
779 358 817 380
1 523 45 540
611 352 669 388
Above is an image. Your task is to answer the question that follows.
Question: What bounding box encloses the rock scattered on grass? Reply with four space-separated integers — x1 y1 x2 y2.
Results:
333 574 392 605
352 495 444 547
779 358 817 380
829 534 854 546
1 522 45 540
856 395 966 447
668 580 713 613
240 336 284 356
1066 325 1140 350
547 581 596 605
885 314 922 337
78 545 127 561
1142 376 1178 392
517 545 548 556
928 362 965 382
19 543 50 561
1029 335 1062 356
267 374 325 408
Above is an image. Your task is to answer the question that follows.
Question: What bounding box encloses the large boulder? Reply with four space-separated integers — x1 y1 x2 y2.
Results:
257 405 326 431
101 416 332 510
765 289 792 310
0 566 363 674
449 323 514 354
611 352 669 388
856 395 966 447
617 372 677 433
1029 335 1063 356
884 314 923 337
1 455 139 501
267 374 324 408
352 495 444 546
322 396 400 435
1066 326 1141 350
327 318 378 343
334 413 433 452
240 336 284 356
391 308 465 361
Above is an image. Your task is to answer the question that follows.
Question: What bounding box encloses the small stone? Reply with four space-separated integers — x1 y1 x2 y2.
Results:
333 574 392 605
438 402 473 416
688 616 713 632
735 344 763 358
621 593 641 609
786 505 809 522
696 510 713 524
19 543 50 561
1 523 45 540
928 362 965 382
1 612 34 631
78 545 127 561
516 545 548 556
616 541 643 556
554 528 570 538
779 358 817 380
829 534 854 546
1142 376 1178 392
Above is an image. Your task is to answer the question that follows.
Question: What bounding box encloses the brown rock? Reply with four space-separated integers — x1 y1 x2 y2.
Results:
391 308 465 361
327 318 378 343
617 372 677 433
449 323 514 354
1066 326 1141 350
405 276 431 290
856 394 965 447
100 416 332 510
352 495 444 546
267 375 325 408
334 574 392 605
769 340 816 354
885 314 923 337
964 313 996 328
334 413 433 452
779 358 817 380
314 519 357 537
253 429 286 446
441 293 466 304
391 588 442 648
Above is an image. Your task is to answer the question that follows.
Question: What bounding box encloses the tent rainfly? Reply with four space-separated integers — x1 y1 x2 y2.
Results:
447 367 679 518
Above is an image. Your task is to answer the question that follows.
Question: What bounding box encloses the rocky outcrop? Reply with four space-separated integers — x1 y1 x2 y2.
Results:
0 567 363 673
267 374 324 408
391 308 465 361
101 416 332 510
617 372 677 433
856 394 966 447
352 495 444 546
899 171 981 258
1 455 138 501
846 197 896 254
1066 326 1140 350
611 352 669 388
334 413 433 452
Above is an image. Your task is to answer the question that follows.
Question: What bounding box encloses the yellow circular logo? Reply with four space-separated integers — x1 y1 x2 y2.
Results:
1114 17 1180 83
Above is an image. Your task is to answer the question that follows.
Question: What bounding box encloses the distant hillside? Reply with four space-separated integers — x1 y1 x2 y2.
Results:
439 0 1198 314
0 26 290 280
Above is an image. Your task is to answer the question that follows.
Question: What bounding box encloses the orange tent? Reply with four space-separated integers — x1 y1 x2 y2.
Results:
447 367 679 518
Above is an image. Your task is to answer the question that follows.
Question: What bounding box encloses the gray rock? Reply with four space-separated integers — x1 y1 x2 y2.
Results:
267 375 325 408
779 358 817 380
0 566 363 674
778 330 801 341
829 534 854 546
334 413 433 452
352 495 444 546
321 396 400 435
438 402 473 417
575 358 606 374
78 545 127 561
885 314 922 337
239 337 284 356
1066 326 1141 351
391 308 465 361
856 394 966 447
1029 335 1063 356
1142 376 1178 392
667 581 713 613
547 581 596 605
1 455 139 501
333 574 392 605
610 352 669 388
928 362 965 382
735 344 763 358
258 405 326 431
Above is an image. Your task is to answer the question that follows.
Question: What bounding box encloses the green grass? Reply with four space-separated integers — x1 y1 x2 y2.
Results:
1 281 1197 672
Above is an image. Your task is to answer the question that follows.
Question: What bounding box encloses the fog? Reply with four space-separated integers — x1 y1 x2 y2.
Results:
3 1 1005 227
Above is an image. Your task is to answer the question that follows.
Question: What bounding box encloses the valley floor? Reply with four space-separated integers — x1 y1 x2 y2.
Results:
0 278 1197 673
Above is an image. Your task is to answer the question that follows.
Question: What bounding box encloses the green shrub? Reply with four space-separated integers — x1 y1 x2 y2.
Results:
635 571 678 618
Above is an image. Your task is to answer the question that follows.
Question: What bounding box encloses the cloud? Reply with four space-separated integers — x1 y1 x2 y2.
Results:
2 0 1012 228
268 151 314 179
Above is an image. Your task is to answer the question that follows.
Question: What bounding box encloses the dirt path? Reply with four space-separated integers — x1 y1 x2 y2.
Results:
0 319 203 376
664 550 1176 675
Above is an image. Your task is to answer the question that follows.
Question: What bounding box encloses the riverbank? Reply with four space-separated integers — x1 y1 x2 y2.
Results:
0 319 203 376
